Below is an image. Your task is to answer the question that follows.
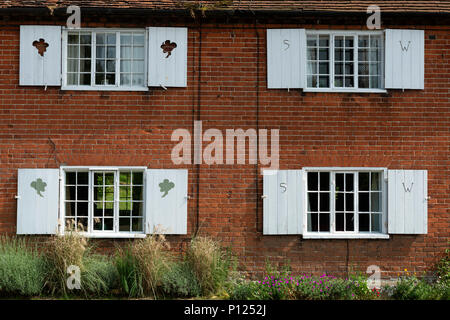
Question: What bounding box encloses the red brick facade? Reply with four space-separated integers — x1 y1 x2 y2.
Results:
0 11 448 279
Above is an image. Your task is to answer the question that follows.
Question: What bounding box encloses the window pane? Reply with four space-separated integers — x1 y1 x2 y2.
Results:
68 45 79 58
106 60 115 72
358 35 369 47
107 46 116 59
318 48 329 60
358 76 369 88
308 213 318 232
345 77 354 87
78 172 88 185
132 74 145 86
307 75 317 88
359 173 369 191
344 49 353 61
319 62 329 75
334 76 343 87
133 34 145 45
96 46 106 59
120 186 131 201
94 187 103 201
121 74 131 86
65 202 76 216
345 63 354 75
107 33 116 45
105 187 114 201
308 172 318 191
346 213 354 231
67 73 78 85
68 33 79 44
80 60 91 72
68 59 78 72
358 63 369 76
320 172 330 190
336 193 344 211
336 173 344 191
319 76 329 88
334 36 343 47
371 172 380 190
121 33 132 45
346 193 354 211
336 213 345 231
96 33 105 45
120 172 131 185
319 213 330 231
121 46 132 59
106 73 116 85
95 73 104 85
94 204 103 217
371 214 381 232
119 201 132 216
319 35 329 47
121 60 131 72
359 192 369 212
133 172 143 185
93 218 102 230
307 48 317 60
96 60 105 73
66 172 76 185
132 61 145 73
132 218 143 232
359 214 370 231
132 202 143 217
346 173 354 191
80 73 90 85
77 186 88 201
335 63 343 75
104 218 114 231
319 193 330 211
80 46 91 58
80 34 91 45
119 218 131 232
104 173 114 185
307 193 318 212
77 202 88 216
307 36 317 47
371 192 381 212
77 218 88 232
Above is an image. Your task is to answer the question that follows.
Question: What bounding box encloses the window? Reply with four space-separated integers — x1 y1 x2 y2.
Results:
306 31 384 91
63 168 145 235
63 29 146 90
305 169 386 235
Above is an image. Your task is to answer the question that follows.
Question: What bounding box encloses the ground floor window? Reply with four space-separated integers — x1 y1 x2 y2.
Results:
306 169 385 235
63 168 145 234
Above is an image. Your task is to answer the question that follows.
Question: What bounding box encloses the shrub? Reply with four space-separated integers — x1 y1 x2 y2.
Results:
0 236 46 296
228 281 270 300
435 247 450 284
162 261 201 298
82 254 119 296
186 237 234 296
391 275 450 300
115 245 144 297
43 230 88 296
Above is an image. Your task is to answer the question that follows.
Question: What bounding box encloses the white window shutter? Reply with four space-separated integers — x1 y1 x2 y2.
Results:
385 29 424 90
147 27 187 87
263 170 303 235
16 169 60 235
267 29 306 89
388 170 428 234
145 169 188 234
20 25 62 86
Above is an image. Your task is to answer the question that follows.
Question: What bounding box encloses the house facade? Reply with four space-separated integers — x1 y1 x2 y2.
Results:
0 1 449 279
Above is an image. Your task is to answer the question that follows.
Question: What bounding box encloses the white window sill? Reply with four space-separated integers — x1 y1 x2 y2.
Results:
303 88 387 94
61 232 147 239
302 233 390 240
61 86 149 92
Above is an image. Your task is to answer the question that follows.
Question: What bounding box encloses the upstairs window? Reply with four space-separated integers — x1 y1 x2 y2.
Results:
63 29 146 90
306 31 384 91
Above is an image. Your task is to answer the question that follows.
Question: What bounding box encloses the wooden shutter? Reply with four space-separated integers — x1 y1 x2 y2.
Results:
267 29 306 89
388 170 428 234
145 169 188 234
263 170 303 235
16 169 60 234
385 29 424 90
20 25 62 86
147 27 187 87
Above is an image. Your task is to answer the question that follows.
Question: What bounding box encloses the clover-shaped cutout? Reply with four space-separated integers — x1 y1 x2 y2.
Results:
159 179 175 198
31 178 47 197
32 38 49 57
160 40 177 58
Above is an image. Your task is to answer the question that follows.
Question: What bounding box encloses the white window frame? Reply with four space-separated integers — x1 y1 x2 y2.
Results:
61 28 149 91
60 166 147 238
303 30 386 93
302 167 389 239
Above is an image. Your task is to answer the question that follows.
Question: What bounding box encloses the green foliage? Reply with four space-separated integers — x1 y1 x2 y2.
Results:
162 261 201 298
0 236 46 296
435 247 450 284
82 254 119 296
391 275 450 300
114 246 144 298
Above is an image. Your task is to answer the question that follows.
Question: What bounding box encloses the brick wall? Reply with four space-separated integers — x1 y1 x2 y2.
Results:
0 15 448 278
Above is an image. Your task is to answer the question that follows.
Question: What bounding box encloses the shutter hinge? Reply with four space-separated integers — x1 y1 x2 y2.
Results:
15 195 20 199
261 195 268 199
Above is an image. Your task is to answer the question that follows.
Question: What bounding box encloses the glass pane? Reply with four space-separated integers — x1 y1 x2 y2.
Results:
132 218 143 232
68 46 79 58
318 35 329 47
96 46 105 59
345 37 354 47
336 192 344 211
80 59 91 72
371 172 380 190
307 75 317 88
334 76 343 87
94 204 103 217
307 62 317 74
104 218 114 231
68 34 79 44
345 77 354 87
371 192 381 212
318 48 329 60
106 73 115 85
358 49 368 62
345 63 354 75
77 218 88 232
132 202 143 216
96 33 105 45
344 49 353 61
65 202 76 216
371 214 381 232
308 172 318 191
359 214 370 231
133 34 145 45
78 172 88 185
77 186 88 201
132 172 143 185
307 193 318 212
358 36 369 47
67 73 78 85
121 60 131 72
67 59 78 72
120 172 131 185
319 193 330 211
94 187 103 201
132 74 145 86
80 34 91 45
358 63 369 76
370 76 381 89
80 73 90 85
336 213 345 231
346 193 354 211
336 173 344 191
96 60 105 73
107 33 116 45
319 62 329 75
121 46 132 58
119 218 131 232
346 213 354 231
358 76 369 88
120 186 131 201
359 192 369 212
359 172 369 191
335 63 343 75
308 213 318 232
93 218 102 231
346 173 354 191
320 172 330 191
106 60 115 72
104 173 114 185
105 187 114 201
119 201 132 216
307 36 317 47
120 34 132 45
319 213 330 231
132 60 145 73
66 172 76 185
334 36 343 47
319 76 329 88
107 46 116 59
307 48 316 60
369 49 379 61
120 74 131 86
77 202 88 216
80 46 91 58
